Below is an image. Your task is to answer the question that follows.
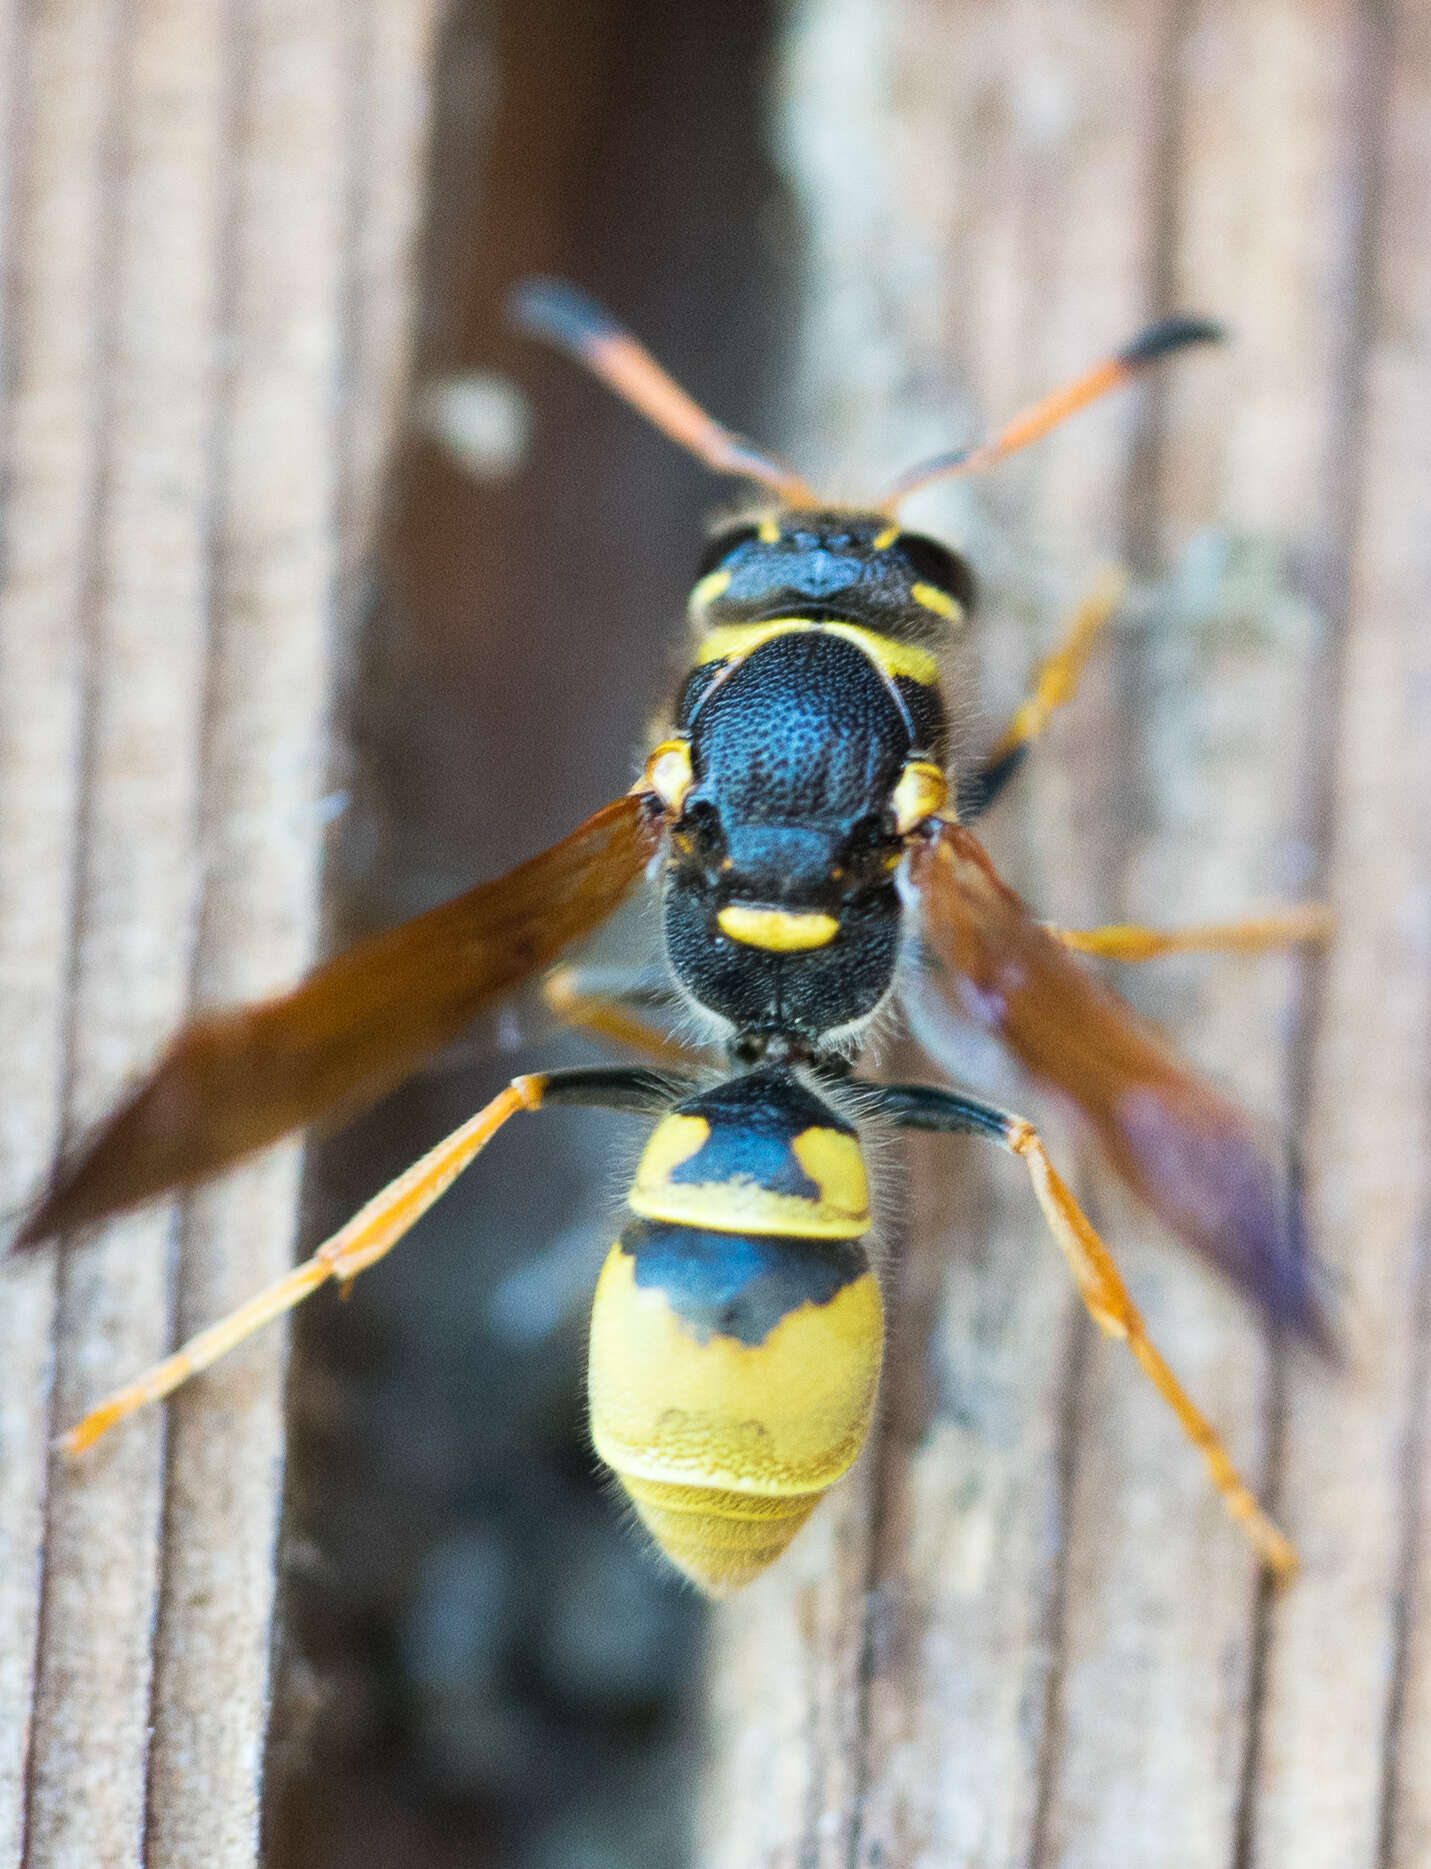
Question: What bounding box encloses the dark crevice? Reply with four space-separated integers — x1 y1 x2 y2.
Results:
1120 0 1188 584
330 0 376 599
265 6 792 1865
1235 2 1397 1866
841 1219 911 1869
1109 0 1190 873
1230 1369 1286 1869
1378 1205 1431 1867
1024 1302 1090 1869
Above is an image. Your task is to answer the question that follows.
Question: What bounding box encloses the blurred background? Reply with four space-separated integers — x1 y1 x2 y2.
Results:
5 2 1430 1868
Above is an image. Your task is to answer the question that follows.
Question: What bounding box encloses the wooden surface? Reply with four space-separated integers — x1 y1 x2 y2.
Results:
4 3 1428 1865
697 2 1431 1865
0 4 439 1865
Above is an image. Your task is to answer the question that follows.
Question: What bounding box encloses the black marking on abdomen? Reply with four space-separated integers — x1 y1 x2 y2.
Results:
665 1067 854 1200
621 1220 868 1346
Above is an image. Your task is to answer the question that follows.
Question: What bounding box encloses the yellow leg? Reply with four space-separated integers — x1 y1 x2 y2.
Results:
59 1075 547 1454
542 963 701 1067
984 567 1126 769
1047 904 1333 962
1005 1118 1296 1582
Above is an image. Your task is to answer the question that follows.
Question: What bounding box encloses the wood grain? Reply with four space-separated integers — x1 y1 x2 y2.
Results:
697 1 1429 1863
0 3 439 1863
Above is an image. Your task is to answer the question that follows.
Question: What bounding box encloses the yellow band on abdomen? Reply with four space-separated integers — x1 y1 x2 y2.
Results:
589 1245 883 1495
619 1474 826 1596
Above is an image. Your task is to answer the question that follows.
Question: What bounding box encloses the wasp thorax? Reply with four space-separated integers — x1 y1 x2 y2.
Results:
587 1068 883 1594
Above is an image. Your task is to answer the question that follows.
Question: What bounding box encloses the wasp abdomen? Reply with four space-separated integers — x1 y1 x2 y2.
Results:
588 1225 883 1594
587 1069 883 1594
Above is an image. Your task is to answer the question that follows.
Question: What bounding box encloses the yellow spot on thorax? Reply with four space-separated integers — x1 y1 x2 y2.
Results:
643 737 693 811
891 759 947 833
716 903 839 951
790 1127 870 1229
688 567 731 614
629 1112 709 1187
911 581 963 621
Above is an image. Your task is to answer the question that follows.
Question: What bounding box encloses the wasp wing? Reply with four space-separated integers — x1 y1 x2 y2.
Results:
909 821 1327 1345
18 794 661 1245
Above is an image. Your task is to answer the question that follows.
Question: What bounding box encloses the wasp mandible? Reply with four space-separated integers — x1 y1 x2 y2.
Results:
17 282 1328 1595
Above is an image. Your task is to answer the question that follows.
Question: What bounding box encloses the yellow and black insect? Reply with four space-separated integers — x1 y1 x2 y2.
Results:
16 281 1328 1596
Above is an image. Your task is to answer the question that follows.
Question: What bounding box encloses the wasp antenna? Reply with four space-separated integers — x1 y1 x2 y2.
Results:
508 277 818 505
1117 314 1227 366
508 276 623 351
884 313 1227 507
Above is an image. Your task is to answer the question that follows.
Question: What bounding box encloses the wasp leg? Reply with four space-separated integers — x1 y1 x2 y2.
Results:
1045 904 1334 962
960 570 1124 819
542 962 702 1065
58 1065 685 1455
865 1082 1297 1580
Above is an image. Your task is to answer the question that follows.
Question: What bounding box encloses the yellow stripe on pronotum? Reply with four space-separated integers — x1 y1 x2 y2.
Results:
696 617 941 687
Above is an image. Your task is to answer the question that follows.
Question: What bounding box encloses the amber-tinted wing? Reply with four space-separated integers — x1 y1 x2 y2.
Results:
910 822 1327 1345
19 794 661 1245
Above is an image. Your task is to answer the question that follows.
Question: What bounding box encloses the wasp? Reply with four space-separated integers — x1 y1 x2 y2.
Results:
16 282 1328 1596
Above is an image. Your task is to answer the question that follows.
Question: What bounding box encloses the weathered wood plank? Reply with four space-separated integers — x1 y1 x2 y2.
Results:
1382 11 1431 1791
1040 3 1365 1863
698 0 1426 1863
1253 4 1431 1865
137 7 346 1863
0 6 152 1861
0 3 439 1863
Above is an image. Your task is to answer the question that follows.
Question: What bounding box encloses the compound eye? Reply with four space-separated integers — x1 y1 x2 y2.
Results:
695 523 761 581
898 532 977 614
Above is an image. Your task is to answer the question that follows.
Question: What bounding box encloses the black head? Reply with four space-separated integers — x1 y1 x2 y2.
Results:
691 510 976 639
